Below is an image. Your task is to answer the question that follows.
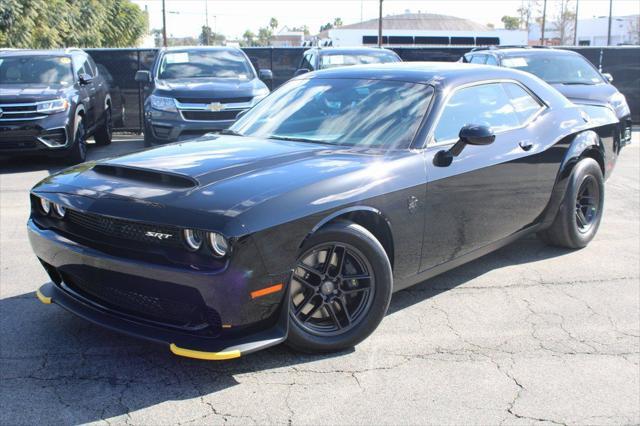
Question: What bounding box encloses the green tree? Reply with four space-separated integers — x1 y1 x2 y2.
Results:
269 17 278 30
501 15 521 30
333 17 343 27
241 29 256 47
257 26 272 46
0 0 148 48
319 22 333 32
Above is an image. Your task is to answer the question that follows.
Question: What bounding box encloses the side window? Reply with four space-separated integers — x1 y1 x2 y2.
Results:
503 82 544 124
433 83 520 143
485 55 498 66
300 52 313 70
87 56 98 76
469 55 486 64
72 54 93 77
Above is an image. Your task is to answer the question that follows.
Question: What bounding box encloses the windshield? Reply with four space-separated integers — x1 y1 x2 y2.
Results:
501 53 603 85
231 78 433 149
157 50 254 79
320 52 400 69
0 56 73 85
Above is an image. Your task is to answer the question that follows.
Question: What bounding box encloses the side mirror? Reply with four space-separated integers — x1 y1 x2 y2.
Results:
78 73 93 85
294 68 310 77
258 69 273 81
135 70 152 83
602 72 613 83
434 124 495 167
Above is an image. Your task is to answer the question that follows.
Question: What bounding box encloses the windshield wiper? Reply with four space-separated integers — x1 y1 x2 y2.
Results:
268 135 328 144
220 129 244 136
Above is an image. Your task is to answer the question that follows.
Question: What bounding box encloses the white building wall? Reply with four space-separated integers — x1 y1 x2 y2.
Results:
325 28 527 47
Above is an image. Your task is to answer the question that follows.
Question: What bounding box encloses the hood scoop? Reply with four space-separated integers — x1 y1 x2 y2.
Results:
92 164 197 189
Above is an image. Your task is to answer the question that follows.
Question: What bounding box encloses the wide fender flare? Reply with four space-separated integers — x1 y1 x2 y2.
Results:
540 130 604 227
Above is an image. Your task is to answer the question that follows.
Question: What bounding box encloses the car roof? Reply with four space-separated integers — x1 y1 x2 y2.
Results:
470 47 583 58
0 48 83 57
304 61 527 85
313 47 398 55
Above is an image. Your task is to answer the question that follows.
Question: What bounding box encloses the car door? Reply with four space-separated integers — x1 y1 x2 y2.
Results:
72 53 97 129
420 81 550 271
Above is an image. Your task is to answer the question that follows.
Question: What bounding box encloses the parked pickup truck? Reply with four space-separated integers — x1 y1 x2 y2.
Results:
0 48 113 163
135 46 272 146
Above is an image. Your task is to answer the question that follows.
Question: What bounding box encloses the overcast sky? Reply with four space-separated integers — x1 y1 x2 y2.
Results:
132 0 640 40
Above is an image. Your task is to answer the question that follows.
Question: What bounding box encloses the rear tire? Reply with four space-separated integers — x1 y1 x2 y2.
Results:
538 158 604 248
143 124 156 147
286 222 393 353
66 116 87 164
94 106 113 146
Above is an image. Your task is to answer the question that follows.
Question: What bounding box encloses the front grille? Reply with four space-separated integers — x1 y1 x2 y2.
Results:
62 272 221 333
0 139 37 150
0 128 38 150
182 110 241 121
175 96 252 104
0 102 47 121
65 209 183 248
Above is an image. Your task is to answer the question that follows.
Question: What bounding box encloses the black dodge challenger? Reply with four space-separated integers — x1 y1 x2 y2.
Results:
29 63 622 360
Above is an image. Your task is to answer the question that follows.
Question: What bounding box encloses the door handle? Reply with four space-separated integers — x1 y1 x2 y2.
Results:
519 141 533 151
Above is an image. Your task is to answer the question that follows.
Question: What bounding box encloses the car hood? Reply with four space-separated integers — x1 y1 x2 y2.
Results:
551 82 627 118
34 136 404 235
0 83 70 103
153 77 265 99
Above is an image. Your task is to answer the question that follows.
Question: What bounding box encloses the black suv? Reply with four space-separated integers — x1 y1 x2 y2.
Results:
462 46 632 145
0 49 113 163
135 47 272 146
295 47 401 75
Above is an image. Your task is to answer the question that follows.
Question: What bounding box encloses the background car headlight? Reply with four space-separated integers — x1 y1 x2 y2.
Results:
53 203 66 218
39 198 51 214
149 95 178 113
208 232 229 257
37 98 69 114
183 229 203 251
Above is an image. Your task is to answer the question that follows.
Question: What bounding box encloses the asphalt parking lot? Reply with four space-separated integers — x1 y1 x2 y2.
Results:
1 134 638 425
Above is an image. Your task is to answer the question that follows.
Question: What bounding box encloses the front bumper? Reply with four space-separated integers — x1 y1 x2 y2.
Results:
145 109 240 144
0 115 72 155
28 220 289 359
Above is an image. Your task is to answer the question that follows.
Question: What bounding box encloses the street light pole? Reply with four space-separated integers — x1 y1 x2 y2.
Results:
204 0 210 45
378 0 383 48
162 0 168 47
540 0 547 46
606 0 613 46
573 0 579 45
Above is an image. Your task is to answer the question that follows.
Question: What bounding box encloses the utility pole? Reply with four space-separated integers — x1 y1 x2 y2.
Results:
162 0 168 47
204 0 210 45
378 0 383 48
540 0 547 45
606 0 613 46
573 0 579 45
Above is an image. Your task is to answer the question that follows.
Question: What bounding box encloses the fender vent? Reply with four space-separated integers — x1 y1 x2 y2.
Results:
93 164 197 188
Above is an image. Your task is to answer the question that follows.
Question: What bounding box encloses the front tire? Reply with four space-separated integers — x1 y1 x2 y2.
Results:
539 158 604 248
94 106 113 146
66 116 87 164
286 222 392 353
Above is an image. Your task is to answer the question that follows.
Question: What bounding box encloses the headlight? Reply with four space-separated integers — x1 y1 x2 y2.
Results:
250 89 270 106
149 95 177 113
39 198 51 214
53 203 66 218
37 98 69 114
183 229 203 251
610 93 630 115
208 232 229 257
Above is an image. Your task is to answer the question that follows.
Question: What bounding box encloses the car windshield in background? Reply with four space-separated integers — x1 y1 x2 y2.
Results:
0 56 73 85
158 50 253 79
231 78 433 149
500 54 604 85
320 53 399 69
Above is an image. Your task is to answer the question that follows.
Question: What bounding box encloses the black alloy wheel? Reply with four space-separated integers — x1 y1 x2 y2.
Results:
575 175 599 233
286 222 393 353
290 242 374 336
67 117 87 164
94 106 113 145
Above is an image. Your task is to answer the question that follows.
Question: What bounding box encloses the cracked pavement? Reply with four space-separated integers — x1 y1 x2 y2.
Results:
1 134 638 425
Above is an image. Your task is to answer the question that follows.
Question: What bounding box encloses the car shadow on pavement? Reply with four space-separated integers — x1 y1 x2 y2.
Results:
0 136 146 175
0 234 573 424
